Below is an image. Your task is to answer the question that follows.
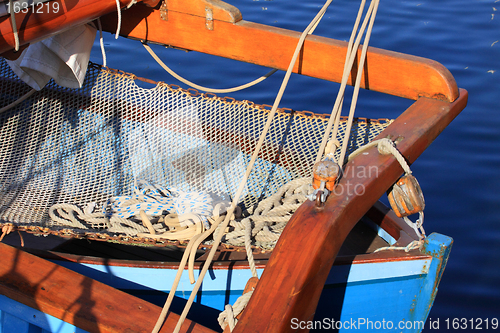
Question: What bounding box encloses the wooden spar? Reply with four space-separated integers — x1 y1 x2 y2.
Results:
0 0 160 55
0 242 216 333
0 0 459 101
97 0 459 102
233 89 468 332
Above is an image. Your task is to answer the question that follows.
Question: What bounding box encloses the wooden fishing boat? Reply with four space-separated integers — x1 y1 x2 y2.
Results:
0 0 467 332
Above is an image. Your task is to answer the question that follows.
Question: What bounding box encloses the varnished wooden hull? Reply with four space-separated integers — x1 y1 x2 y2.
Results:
0 202 450 332
1 210 452 333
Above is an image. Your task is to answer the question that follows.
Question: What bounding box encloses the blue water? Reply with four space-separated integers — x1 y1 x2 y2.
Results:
89 0 499 330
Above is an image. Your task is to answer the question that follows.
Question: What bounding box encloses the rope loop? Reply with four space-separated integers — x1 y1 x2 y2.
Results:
377 138 411 174
218 290 254 331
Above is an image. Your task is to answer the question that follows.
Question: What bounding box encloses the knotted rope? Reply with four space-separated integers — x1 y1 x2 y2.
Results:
0 224 24 247
223 177 312 250
218 290 254 331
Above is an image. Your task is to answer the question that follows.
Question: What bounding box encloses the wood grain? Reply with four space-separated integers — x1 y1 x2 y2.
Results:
233 90 468 332
0 242 216 333
99 1 459 102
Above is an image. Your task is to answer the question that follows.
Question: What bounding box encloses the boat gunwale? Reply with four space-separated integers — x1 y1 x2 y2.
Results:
232 89 468 332
98 0 459 102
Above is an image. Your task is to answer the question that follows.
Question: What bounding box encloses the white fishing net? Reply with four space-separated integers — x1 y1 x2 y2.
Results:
0 59 392 245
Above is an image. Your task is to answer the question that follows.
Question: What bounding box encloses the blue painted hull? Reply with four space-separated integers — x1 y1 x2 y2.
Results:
0 296 88 333
0 233 450 332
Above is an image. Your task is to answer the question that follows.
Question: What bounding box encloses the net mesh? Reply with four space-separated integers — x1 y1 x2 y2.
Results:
0 59 392 245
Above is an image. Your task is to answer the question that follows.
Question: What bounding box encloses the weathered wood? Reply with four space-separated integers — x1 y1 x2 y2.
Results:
99 1 459 102
0 0 160 55
0 242 216 333
233 89 468 332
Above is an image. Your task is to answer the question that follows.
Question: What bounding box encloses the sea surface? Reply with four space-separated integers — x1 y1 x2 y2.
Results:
89 0 499 331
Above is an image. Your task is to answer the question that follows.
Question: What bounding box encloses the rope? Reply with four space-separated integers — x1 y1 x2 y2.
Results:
404 212 425 239
8 0 19 52
104 179 214 228
0 224 14 242
374 239 424 253
0 224 25 247
348 139 427 251
167 2 334 332
48 180 216 236
49 203 148 235
0 89 36 113
222 177 311 250
315 0 369 164
218 290 254 331
114 0 121 39
97 18 107 67
347 138 411 174
151 215 225 333
143 43 278 94
338 0 379 166
244 219 258 278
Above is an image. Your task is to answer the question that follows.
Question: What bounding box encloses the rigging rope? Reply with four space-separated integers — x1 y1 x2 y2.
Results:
114 0 122 39
8 0 19 52
338 0 379 166
154 2 336 332
315 0 380 166
0 88 36 114
348 138 426 251
143 43 278 94
97 18 107 67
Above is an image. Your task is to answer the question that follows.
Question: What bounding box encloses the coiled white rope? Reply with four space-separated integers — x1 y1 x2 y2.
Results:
49 203 148 235
49 179 217 236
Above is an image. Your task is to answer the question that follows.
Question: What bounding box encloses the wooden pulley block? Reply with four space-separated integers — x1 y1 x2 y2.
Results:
312 159 340 191
387 174 425 218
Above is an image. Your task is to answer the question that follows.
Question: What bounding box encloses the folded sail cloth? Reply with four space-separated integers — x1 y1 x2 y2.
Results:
6 23 96 90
